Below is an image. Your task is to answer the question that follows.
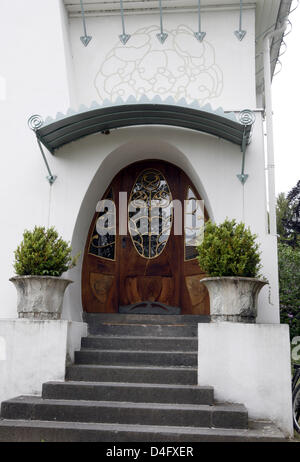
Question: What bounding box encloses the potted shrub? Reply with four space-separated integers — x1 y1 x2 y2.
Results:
10 226 79 320
197 219 267 323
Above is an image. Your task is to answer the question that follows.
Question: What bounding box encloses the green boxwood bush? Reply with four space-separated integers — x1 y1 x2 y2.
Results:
13 226 79 277
278 243 300 340
197 219 262 278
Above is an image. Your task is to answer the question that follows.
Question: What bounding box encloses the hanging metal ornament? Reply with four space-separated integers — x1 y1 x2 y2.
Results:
234 0 246 41
80 0 92 46
194 0 206 42
156 0 168 44
119 0 131 45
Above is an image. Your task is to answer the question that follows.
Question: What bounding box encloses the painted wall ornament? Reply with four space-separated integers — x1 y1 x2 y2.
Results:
94 25 223 105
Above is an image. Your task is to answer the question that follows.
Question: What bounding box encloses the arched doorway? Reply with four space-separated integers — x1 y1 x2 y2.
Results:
82 160 210 315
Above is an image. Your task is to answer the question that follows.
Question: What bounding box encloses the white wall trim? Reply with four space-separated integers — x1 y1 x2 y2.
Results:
0 320 87 404
198 322 293 437
67 3 255 18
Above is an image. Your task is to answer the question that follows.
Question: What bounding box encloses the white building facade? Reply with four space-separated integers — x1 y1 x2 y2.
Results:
0 0 295 440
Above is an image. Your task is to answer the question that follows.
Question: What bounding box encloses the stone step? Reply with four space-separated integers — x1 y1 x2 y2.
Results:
1 396 248 429
83 313 210 327
0 419 286 442
66 364 198 385
75 349 198 367
82 335 198 352
42 381 214 405
87 323 198 337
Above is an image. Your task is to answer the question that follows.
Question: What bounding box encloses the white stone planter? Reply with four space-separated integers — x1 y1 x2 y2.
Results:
200 277 268 323
10 275 72 320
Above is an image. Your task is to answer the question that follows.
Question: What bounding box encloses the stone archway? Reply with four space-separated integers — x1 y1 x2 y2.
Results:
62 134 214 321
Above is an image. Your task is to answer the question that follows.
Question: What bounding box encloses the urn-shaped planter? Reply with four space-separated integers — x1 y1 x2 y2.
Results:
200 277 268 323
10 275 72 320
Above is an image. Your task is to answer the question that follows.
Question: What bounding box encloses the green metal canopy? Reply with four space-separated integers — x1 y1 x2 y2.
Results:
28 97 255 184
32 97 252 154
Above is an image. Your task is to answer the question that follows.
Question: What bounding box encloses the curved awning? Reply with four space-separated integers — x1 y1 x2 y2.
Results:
33 97 253 155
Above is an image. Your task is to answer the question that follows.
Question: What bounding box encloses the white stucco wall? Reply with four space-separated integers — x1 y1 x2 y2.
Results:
198 323 293 437
0 320 87 405
68 6 256 110
0 0 73 318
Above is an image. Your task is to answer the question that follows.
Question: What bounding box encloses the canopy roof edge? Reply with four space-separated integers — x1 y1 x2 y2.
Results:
32 96 253 155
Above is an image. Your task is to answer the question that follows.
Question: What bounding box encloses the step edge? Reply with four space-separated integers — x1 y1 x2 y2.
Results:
0 419 284 439
2 396 247 413
66 364 198 371
77 350 198 355
84 336 198 340
43 381 213 390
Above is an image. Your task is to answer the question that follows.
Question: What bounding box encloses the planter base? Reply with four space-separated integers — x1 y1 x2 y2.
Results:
18 312 61 321
211 314 256 324
200 277 268 323
10 276 72 321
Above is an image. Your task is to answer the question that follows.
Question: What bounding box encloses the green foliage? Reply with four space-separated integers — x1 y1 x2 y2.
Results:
276 192 290 242
197 219 262 278
276 181 300 249
278 243 300 340
14 226 79 277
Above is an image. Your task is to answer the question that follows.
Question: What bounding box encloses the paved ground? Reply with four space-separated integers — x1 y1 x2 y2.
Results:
293 431 300 442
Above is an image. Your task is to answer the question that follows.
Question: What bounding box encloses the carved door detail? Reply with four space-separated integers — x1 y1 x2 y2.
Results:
82 160 210 315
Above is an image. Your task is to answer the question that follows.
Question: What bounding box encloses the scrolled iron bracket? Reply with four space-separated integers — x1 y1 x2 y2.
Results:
28 114 44 131
237 109 256 185
28 115 57 185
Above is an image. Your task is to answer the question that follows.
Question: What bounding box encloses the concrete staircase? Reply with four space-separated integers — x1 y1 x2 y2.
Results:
0 314 286 442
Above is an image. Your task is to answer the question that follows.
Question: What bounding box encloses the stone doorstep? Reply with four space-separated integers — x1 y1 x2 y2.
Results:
0 419 287 442
42 381 214 405
1 396 248 429
65 364 198 385
74 349 198 367
81 335 198 351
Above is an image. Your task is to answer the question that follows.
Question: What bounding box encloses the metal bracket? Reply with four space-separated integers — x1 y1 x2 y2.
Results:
119 0 131 45
80 0 92 47
234 0 246 41
236 110 255 185
237 133 248 184
28 115 57 186
157 0 168 44
194 0 206 42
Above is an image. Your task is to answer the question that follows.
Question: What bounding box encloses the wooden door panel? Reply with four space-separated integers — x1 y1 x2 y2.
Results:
185 274 210 315
82 182 118 313
118 161 181 310
82 254 118 313
90 273 115 306
123 276 174 305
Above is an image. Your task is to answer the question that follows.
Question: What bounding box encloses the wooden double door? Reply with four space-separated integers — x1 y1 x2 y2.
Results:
82 160 209 315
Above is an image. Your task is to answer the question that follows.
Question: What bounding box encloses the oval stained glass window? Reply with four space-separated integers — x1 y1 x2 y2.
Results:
128 169 173 259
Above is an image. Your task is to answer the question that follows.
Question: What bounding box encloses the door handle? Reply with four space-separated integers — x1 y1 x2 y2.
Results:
122 237 127 248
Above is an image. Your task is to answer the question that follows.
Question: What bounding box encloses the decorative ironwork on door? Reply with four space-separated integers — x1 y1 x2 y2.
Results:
128 169 173 259
88 188 116 261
